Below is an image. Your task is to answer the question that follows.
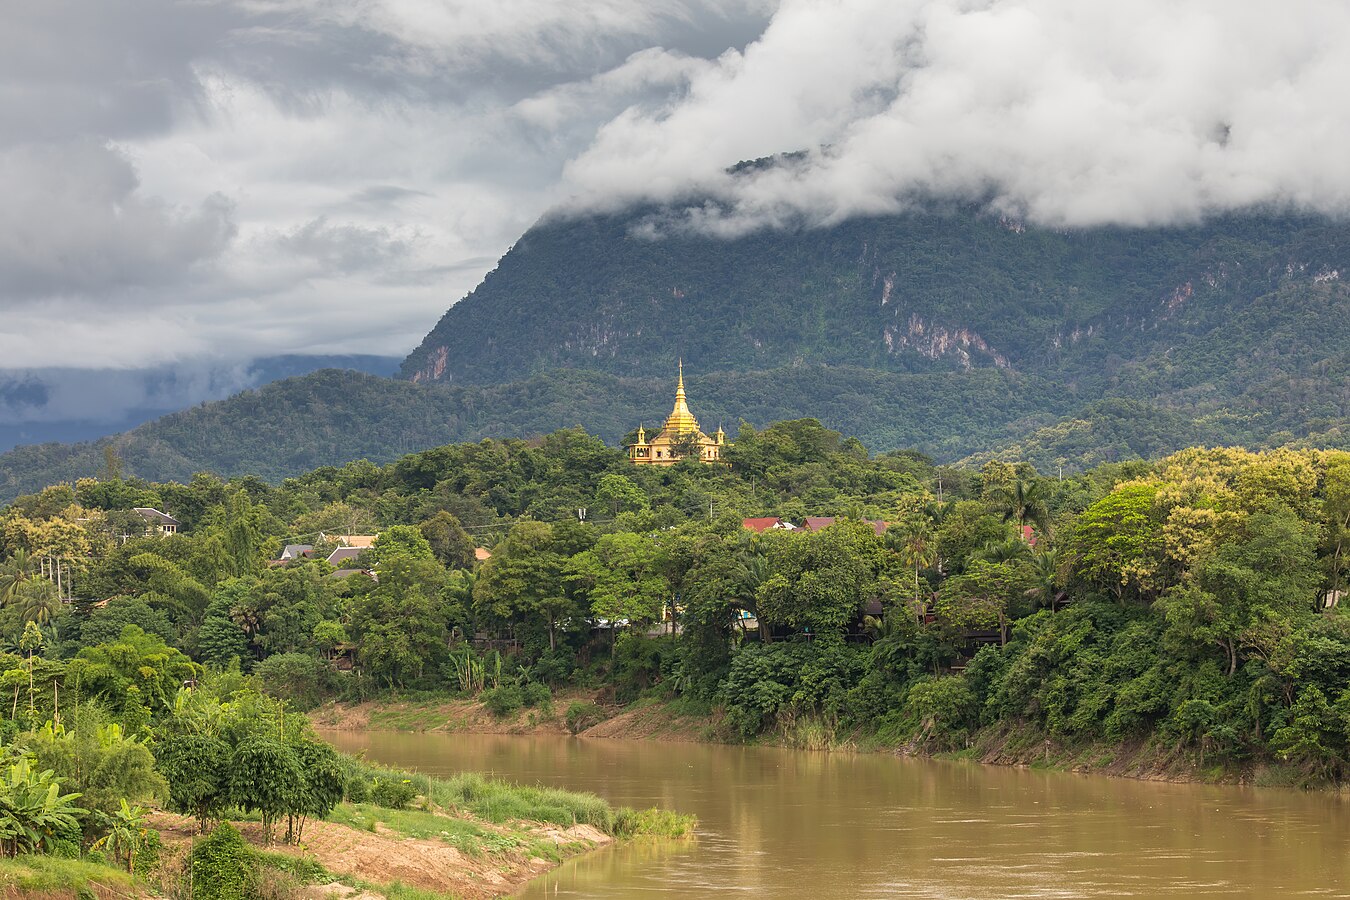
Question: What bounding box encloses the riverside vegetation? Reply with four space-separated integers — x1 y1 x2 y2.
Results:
0 676 691 900
0 418 1346 893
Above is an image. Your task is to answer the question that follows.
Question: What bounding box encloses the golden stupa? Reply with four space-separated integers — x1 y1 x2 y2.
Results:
627 362 726 466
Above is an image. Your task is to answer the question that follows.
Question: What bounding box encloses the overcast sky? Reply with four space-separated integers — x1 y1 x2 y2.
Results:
4 0 1349 376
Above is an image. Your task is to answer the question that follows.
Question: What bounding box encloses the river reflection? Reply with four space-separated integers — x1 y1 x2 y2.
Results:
320 730 1350 899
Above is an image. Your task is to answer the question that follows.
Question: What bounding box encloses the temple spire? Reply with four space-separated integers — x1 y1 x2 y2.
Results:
665 360 698 433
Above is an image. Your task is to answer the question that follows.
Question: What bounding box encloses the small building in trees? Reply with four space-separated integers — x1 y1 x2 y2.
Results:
627 362 727 466
133 508 180 535
742 517 798 533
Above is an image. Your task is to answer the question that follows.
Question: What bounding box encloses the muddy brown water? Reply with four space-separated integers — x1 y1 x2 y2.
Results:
320 730 1350 899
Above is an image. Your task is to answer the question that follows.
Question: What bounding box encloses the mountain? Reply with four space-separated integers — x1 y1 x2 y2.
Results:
401 206 1350 391
0 203 1346 501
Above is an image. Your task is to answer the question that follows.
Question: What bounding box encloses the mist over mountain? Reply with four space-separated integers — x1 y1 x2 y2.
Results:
0 354 400 452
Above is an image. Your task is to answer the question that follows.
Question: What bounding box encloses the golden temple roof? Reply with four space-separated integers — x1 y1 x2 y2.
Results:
662 360 701 435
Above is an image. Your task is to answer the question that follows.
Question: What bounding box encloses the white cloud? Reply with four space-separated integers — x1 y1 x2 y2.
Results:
564 0 1350 230
4 0 1349 394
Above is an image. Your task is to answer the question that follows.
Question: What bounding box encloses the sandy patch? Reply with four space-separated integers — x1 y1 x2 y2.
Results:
150 810 607 899
580 703 708 743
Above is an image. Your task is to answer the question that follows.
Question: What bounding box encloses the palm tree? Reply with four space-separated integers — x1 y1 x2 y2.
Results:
991 480 1052 537
1026 548 1067 612
8 579 61 627
973 538 1033 565
894 519 938 624
736 546 772 639
0 551 39 607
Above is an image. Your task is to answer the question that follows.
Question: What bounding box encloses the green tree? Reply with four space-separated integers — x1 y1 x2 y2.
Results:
368 525 436 565
197 597 251 669
1069 482 1164 603
594 474 649 516
569 533 667 648
473 522 573 650
892 519 938 624
1157 504 1321 676
287 739 344 843
228 737 303 842
155 733 231 833
419 511 476 569
989 479 1052 535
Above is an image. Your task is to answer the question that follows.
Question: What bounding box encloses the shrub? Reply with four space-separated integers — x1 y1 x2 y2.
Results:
369 777 417 810
189 823 257 900
522 682 552 709
344 776 371 804
481 684 524 718
134 829 162 876
49 820 82 859
530 648 575 685
904 676 978 751
565 701 606 734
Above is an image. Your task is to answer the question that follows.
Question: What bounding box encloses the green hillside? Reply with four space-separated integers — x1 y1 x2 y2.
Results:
0 204 1346 499
401 206 1350 391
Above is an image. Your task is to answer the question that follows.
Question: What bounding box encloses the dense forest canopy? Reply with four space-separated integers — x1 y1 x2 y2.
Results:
4 421 1350 784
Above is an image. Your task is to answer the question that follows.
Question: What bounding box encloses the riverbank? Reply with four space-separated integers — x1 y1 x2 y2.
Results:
150 806 611 899
0 749 695 900
312 695 1311 790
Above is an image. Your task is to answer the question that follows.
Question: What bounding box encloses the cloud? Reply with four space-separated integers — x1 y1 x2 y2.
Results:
562 0 1350 230
0 0 772 375
9 0 1348 388
0 141 235 300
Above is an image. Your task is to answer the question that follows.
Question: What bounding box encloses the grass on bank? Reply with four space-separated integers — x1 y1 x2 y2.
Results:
0 855 135 893
341 757 697 839
329 802 570 861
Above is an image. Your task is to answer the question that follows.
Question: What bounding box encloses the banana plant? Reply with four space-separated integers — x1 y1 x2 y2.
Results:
0 756 85 857
92 799 149 873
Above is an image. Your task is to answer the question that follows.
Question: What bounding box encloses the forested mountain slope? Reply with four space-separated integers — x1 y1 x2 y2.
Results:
401 206 1350 395
0 206 1346 499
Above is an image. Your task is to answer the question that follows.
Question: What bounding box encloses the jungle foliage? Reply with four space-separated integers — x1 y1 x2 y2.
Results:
1 419 1348 781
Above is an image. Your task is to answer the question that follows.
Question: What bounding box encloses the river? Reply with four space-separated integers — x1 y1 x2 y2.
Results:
321 730 1350 899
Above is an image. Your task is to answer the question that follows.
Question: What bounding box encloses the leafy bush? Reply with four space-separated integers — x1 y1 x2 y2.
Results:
251 653 334 711
344 776 371 804
369 777 417 810
522 682 552 709
903 676 978 750
530 648 576 685
718 642 867 739
565 701 606 734
481 684 524 718
24 708 166 831
188 823 257 900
